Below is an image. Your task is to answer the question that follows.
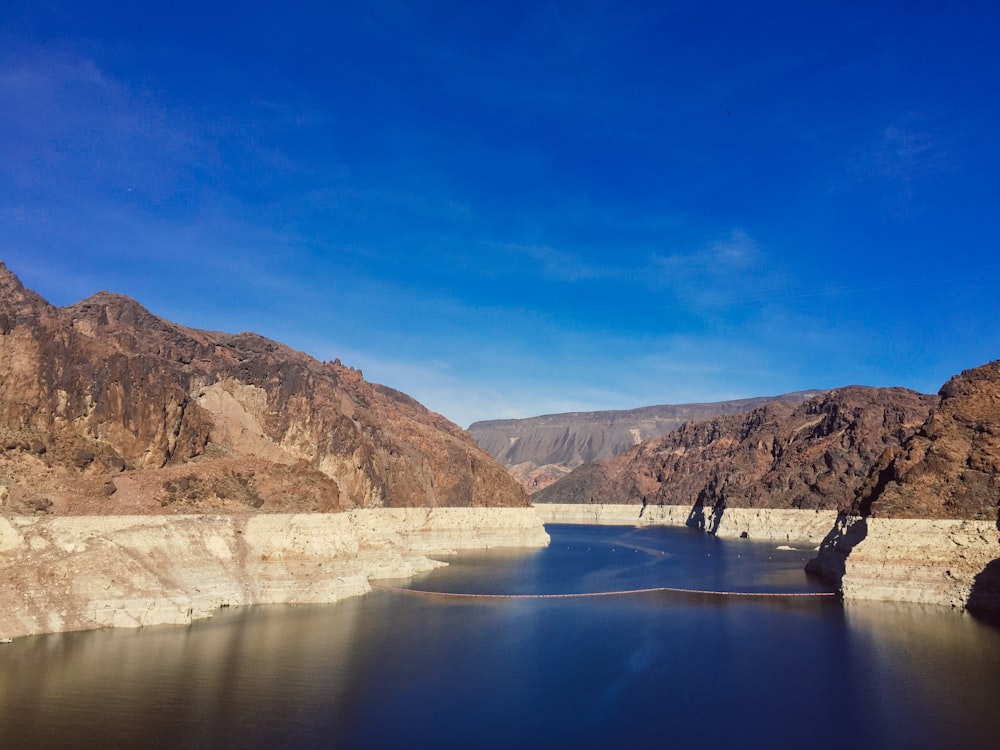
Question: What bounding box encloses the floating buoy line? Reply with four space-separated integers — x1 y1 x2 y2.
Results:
370 583 837 600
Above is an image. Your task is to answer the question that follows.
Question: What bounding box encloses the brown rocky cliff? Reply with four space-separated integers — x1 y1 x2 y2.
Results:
469 391 824 493
870 360 1000 520
0 263 527 513
535 387 937 515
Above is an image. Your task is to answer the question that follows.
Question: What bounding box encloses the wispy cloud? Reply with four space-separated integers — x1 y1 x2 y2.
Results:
481 240 617 282
0 51 202 200
649 229 779 310
840 114 955 215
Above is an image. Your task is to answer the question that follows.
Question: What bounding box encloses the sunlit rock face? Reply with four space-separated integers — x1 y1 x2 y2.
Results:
0 508 550 638
534 386 937 514
469 391 823 493
0 262 528 514
869 360 1000 520
535 364 1000 614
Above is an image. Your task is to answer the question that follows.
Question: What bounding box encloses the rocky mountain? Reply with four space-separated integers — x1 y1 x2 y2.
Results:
531 360 1000 616
469 391 824 493
535 363 1000 524
0 263 527 515
868 360 1000 520
533 386 939 514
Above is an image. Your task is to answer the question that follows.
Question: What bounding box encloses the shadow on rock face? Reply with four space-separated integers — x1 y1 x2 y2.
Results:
805 513 868 588
967 557 1000 626
686 493 724 534
967 508 1000 625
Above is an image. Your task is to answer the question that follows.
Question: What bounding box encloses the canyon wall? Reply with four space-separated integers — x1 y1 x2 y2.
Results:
469 391 822 493
533 386 936 513
0 508 550 639
808 516 999 609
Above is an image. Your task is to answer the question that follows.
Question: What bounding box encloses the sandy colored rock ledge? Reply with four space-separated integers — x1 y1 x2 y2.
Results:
828 517 999 609
535 503 1000 611
534 503 838 544
0 508 549 640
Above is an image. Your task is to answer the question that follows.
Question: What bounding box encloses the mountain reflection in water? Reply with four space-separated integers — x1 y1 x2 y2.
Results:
1 524 997 749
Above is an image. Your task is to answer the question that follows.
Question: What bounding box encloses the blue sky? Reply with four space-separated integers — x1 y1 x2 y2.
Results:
2 2 999 427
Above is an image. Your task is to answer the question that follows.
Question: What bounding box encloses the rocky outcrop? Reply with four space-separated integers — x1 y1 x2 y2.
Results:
468 392 823 492
535 364 1000 614
866 361 1000 520
0 262 527 513
807 516 998 608
0 508 550 639
807 361 1000 611
534 387 936 514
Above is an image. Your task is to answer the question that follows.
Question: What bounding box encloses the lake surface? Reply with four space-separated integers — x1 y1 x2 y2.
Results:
2 523 998 749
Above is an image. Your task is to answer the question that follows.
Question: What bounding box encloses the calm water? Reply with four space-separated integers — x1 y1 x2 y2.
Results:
2 524 999 749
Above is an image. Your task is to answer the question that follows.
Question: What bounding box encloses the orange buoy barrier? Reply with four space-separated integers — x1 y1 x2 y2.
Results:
370 583 837 599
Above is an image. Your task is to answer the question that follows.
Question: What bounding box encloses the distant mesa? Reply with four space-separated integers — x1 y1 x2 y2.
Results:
469 391 824 494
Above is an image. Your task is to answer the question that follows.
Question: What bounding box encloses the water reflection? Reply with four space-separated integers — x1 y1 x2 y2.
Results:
843 600 1000 748
0 602 368 748
0 525 997 749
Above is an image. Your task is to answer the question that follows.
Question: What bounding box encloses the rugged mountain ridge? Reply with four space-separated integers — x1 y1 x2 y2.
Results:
533 386 938 515
469 391 823 492
535 372 1000 614
0 263 527 514
869 360 1000 519
534 364 1000 523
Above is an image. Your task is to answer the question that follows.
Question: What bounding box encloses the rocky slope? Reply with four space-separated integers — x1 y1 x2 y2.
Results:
469 391 823 492
868 360 1000 520
535 365 1000 615
0 262 528 515
533 386 937 514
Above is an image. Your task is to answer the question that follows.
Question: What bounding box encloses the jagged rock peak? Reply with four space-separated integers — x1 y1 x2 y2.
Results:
0 261 53 323
535 386 939 515
0 264 528 514
872 358 1000 519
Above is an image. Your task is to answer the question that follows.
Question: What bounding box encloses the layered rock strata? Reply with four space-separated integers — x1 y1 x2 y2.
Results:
0 508 550 639
535 503 838 546
807 516 999 608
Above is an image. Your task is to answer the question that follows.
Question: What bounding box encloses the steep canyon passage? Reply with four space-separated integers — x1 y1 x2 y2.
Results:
1 524 998 749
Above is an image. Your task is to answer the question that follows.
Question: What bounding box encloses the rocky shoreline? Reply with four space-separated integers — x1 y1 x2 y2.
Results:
535 502 838 543
535 503 1000 612
0 508 550 640
4 503 998 640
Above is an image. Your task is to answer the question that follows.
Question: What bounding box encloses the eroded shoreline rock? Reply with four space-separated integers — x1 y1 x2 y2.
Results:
0 508 550 640
536 503 1000 612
